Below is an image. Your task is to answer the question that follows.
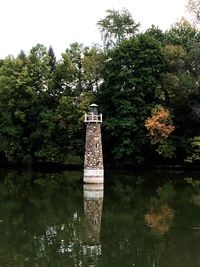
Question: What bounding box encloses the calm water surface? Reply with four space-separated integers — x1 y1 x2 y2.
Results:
0 169 200 266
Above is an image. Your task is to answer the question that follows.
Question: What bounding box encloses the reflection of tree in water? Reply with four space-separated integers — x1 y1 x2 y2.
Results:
145 202 174 235
185 178 200 206
0 171 86 266
145 183 175 235
0 170 104 267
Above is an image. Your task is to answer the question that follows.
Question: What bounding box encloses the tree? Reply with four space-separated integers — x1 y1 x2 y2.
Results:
32 96 84 164
97 34 165 164
65 42 84 95
82 45 105 92
0 56 26 162
145 25 165 44
0 45 55 163
97 8 140 49
187 42 200 75
161 41 200 140
163 44 187 73
145 105 175 158
25 44 84 163
63 43 105 94
17 50 27 64
185 136 200 162
48 46 56 72
186 0 200 26
164 23 200 50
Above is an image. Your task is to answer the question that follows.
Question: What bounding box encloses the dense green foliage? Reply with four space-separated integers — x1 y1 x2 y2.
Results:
97 35 165 163
1 9 200 166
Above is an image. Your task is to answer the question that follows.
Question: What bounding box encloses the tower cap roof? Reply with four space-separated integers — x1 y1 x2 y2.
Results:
90 103 98 107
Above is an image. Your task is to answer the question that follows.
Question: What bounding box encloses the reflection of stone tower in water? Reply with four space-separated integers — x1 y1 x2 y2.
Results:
83 184 104 266
84 104 104 184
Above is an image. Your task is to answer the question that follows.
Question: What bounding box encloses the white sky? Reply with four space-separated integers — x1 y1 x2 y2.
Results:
0 0 188 59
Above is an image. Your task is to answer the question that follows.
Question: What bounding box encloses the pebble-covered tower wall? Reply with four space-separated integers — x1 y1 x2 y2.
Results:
84 104 104 184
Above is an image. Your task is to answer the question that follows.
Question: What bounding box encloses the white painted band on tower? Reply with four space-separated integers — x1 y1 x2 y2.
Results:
84 169 104 177
84 189 104 198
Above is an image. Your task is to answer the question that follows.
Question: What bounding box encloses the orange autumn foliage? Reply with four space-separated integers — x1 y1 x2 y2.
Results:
145 106 175 144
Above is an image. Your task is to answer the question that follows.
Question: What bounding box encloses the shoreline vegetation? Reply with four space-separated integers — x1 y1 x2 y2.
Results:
2 160 200 172
1 6 200 168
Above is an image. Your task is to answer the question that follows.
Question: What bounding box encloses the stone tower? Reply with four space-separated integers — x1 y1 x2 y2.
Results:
84 104 104 184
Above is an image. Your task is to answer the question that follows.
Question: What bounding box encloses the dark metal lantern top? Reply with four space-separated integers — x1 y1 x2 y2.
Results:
90 103 98 115
84 103 102 123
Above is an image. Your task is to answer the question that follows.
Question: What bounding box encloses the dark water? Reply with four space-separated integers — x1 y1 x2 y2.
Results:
0 169 200 266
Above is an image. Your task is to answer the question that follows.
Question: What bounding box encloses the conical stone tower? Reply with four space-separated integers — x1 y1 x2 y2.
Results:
84 104 104 184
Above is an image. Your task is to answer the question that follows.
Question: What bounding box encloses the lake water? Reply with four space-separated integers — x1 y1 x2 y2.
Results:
0 169 200 266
